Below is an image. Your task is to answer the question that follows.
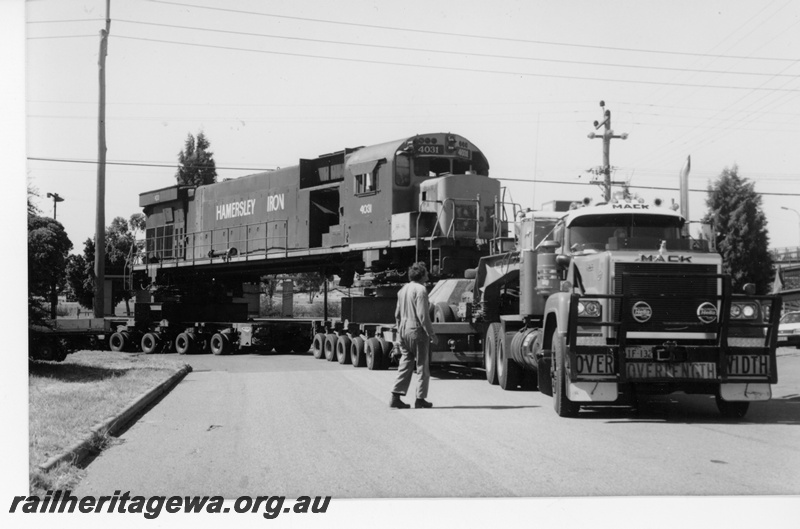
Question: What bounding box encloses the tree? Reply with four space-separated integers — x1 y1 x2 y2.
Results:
703 166 773 294
176 131 217 186
296 272 325 303
28 184 40 217
28 215 72 325
66 216 140 315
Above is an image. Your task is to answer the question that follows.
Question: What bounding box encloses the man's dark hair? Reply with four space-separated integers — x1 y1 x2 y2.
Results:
408 262 428 282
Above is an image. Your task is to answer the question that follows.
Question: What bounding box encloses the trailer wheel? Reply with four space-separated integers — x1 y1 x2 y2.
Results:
34 338 60 362
715 394 750 419
432 302 455 323
175 332 194 355
109 331 129 352
551 328 579 417
484 323 500 385
336 336 352 364
498 333 523 390
378 337 393 361
365 337 384 370
210 333 231 355
141 332 161 354
312 333 326 359
324 334 339 362
350 336 366 367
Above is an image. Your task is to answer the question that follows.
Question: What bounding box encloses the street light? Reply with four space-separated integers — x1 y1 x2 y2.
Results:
46 192 64 220
46 192 65 319
781 206 800 248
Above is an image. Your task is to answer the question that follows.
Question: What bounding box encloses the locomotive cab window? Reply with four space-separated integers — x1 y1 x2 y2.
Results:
395 154 411 186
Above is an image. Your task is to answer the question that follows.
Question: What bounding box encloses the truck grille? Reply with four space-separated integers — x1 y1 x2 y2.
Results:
613 263 719 331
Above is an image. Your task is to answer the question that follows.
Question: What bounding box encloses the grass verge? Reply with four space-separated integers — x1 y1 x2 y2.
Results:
29 351 188 495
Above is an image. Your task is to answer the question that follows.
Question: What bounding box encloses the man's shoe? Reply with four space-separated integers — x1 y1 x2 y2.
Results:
390 393 410 409
414 398 433 409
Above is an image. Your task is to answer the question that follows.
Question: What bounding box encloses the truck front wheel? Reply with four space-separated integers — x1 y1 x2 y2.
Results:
551 329 580 417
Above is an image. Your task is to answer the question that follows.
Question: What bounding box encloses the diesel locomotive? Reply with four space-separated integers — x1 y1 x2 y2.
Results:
136 132 499 289
120 133 506 357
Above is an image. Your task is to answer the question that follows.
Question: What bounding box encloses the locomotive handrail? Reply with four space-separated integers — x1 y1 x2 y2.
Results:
142 218 291 267
415 196 482 271
489 193 522 255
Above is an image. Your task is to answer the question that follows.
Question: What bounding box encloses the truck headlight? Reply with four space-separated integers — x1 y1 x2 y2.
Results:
578 300 602 318
730 302 758 320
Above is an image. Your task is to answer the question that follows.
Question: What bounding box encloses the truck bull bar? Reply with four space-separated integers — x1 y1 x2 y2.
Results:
565 273 782 384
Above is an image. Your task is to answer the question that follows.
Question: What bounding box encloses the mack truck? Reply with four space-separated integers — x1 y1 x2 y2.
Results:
430 197 781 418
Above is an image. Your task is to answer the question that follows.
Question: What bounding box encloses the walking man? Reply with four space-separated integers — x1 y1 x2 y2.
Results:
390 262 438 409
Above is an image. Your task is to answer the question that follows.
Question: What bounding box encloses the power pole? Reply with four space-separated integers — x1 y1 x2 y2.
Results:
94 0 110 318
47 192 65 319
587 101 628 201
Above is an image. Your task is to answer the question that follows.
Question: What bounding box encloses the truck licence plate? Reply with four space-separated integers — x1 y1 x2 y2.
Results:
625 346 653 360
626 362 717 380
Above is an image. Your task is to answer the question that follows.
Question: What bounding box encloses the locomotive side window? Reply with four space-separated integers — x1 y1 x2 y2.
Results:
395 154 410 186
355 161 382 195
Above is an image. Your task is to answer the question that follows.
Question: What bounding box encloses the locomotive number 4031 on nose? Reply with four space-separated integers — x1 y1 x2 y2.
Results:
360 204 372 214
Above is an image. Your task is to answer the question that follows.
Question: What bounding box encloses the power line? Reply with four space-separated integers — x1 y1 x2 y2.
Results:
144 0 800 63
109 18 799 79
27 156 272 172
501 178 800 197
111 34 800 93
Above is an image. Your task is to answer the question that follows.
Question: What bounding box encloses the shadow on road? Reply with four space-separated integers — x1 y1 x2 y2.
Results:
578 393 800 425
427 405 541 410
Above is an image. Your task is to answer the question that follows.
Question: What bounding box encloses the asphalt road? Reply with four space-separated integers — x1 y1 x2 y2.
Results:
74 347 800 498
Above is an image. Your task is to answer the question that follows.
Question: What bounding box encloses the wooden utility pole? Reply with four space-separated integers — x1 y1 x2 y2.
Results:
94 0 110 318
587 101 628 201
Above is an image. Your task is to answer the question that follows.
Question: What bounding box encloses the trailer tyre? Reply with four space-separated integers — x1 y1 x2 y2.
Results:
34 338 60 362
109 332 129 352
484 323 500 385
552 329 580 417
377 337 393 365
365 337 384 370
432 302 455 323
312 333 326 359
324 334 339 362
350 336 366 367
498 332 523 390
175 332 194 355
141 332 161 354
336 336 352 364
715 394 750 419
210 333 231 356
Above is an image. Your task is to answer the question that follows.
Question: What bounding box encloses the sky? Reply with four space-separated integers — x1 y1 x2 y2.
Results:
21 0 800 253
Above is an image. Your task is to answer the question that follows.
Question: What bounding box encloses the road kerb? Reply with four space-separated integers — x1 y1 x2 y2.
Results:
38 364 193 472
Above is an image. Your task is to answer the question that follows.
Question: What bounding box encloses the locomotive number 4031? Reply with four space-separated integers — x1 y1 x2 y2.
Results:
360 204 372 214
